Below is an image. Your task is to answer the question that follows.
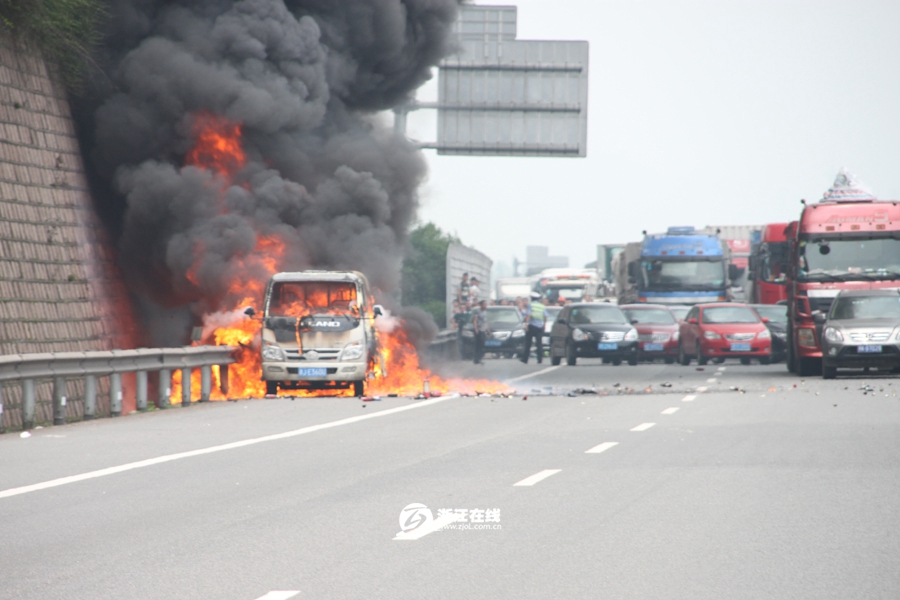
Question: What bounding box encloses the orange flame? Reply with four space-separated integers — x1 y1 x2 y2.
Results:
185 111 247 180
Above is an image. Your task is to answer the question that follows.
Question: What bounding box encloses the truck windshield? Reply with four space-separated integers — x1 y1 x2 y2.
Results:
799 238 900 280
622 308 676 324
759 242 789 282
640 259 726 290
268 281 358 317
543 285 586 303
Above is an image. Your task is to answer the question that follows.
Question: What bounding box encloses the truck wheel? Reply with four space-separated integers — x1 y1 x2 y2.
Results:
797 357 821 377
353 380 365 397
678 344 691 366
266 381 278 395
822 364 837 379
566 341 577 366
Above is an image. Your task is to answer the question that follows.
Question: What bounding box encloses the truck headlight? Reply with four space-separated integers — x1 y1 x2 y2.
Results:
798 328 817 347
341 343 363 361
624 328 638 342
572 328 587 342
512 329 525 338
262 344 285 361
757 329 771 340
824 327 843 343
703 331 721 340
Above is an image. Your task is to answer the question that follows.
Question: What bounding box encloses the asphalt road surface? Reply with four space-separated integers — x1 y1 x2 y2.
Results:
2 357 900 599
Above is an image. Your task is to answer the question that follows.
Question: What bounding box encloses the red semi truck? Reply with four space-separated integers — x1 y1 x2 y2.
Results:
785 173 900 376
747 223 790 304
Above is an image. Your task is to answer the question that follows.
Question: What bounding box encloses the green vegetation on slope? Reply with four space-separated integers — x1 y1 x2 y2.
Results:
0 0 105 89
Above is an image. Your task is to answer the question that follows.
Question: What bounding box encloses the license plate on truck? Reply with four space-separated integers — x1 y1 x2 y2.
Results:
730 343 751 352
598 343 618 351
290 367 328 377
485 340 502 347
643 343 664 351
858 345 883 353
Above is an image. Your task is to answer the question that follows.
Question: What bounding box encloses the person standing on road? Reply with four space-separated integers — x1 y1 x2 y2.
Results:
520 292 546 364
472 299 491 365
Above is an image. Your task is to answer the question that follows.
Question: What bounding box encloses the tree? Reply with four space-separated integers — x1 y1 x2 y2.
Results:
401 223 459 326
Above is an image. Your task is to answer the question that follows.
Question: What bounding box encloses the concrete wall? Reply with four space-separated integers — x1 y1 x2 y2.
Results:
0 30 138 430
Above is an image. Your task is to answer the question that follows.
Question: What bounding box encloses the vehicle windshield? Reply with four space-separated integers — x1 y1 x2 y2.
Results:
701 306 760 324
668 306 690 321
759 241 789 282
487 308 522 325
498 284 532 299
268 281 358 317
543 285 586 303
640 259 726 291
569 306 628 325
829 295 900 320
752 305 788 323
799 238 900 281
623 308 675 324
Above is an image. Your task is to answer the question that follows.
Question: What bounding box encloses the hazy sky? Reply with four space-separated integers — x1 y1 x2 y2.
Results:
406 0 900 272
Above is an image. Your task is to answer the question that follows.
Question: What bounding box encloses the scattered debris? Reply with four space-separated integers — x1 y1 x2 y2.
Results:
695 367 704 371
20 431 31 438
660 382 672 388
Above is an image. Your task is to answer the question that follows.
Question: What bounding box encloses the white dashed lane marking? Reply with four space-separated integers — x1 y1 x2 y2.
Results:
717 366 726 372
696 386 709 392
706 378 717 383
661 407 680 415
514 469 562 487
254 592 299 600
585 442 618 454
630 423 656 432
682 394 696 402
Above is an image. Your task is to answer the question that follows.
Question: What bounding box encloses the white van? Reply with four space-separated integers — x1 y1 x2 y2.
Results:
256 271 380 396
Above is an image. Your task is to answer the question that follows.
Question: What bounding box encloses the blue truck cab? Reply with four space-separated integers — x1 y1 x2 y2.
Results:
631 227 733 305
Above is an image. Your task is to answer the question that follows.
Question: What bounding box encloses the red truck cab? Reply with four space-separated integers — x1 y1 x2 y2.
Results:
785 173 900 375
748 223 789 304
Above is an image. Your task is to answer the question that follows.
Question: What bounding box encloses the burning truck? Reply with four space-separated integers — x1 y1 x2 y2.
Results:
256 271 382 397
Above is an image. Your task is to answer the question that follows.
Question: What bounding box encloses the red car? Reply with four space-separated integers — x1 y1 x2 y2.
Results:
621 304 680 364
678 303 772 365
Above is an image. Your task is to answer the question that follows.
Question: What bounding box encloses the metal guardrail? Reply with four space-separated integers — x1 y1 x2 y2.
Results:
0 346 236 430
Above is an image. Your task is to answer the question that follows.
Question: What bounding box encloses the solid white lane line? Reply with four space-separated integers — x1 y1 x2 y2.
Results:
682 394 697 402
630 423 656 432
514 469 562 487
0 395 457 501
585 442 619 454
393 512 464 541
696 386 709 392
255 593 300 600
706 378 717 383
506 366 560 383
661 407 680 415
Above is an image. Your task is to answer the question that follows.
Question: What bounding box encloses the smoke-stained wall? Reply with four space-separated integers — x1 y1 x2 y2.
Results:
76 0 461 346
0 31 139 429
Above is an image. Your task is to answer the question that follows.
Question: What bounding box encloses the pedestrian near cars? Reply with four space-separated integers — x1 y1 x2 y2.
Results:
472 300 491 364
520 292 546 364
469 277 481 303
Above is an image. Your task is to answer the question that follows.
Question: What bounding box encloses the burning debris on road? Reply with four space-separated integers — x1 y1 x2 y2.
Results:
73 0 510 400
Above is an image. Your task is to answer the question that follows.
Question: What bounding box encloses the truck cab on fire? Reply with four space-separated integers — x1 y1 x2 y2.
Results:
258 271 379 396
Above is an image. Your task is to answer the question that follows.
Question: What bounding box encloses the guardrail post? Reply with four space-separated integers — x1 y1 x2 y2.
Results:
110 373 122 416
200 366 211 402
158 369 171 408
84 375 97 420
219 365 229 396
53 376 67 426
181 368 192 406
22 379 35 430
136 371 148 411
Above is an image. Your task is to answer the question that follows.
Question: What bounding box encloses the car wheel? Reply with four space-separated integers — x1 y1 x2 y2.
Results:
678 344 691 366
627 354 638 366
566 341 577 366
822 364 837 379
664 357 675 365
353 380 365 397
697 349 708 366
612 358 622 366
740 357 751 365
551 354 561 366
266 381 278 395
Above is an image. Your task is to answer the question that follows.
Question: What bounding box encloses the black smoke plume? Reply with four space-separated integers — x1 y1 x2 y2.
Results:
74 0 460 345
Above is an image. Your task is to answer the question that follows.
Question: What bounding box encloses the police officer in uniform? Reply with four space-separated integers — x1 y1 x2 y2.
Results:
520 292 546 364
